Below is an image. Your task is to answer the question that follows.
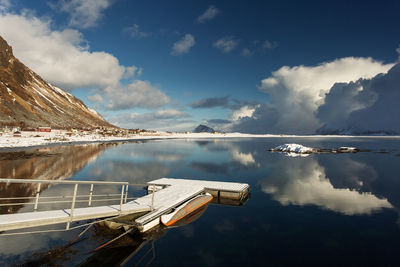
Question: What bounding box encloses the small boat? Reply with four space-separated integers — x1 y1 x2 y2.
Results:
161 193 213 227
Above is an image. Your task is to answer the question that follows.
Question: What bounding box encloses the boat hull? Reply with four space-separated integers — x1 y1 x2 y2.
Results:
161 194 213 227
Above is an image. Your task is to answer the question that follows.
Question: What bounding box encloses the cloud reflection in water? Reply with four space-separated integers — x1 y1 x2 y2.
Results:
260 157 392 215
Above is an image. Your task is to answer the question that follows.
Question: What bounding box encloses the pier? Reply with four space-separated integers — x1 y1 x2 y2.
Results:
0 178 250 233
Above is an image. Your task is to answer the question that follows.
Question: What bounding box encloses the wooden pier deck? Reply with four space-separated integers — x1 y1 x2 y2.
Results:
0 202 150 232
148 178 250 200
0 178 250 233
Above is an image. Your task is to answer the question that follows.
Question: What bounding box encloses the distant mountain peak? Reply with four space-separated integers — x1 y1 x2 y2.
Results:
193 124 215 133
0 35 115 129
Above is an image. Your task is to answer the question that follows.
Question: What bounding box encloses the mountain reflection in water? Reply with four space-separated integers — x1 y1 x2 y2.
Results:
1 138 400 266
0 143 112 214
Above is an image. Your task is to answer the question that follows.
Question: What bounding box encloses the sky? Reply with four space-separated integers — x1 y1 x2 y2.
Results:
0 0 399 133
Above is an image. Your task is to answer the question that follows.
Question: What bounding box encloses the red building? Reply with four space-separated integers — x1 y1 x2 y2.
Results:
38 127 51 132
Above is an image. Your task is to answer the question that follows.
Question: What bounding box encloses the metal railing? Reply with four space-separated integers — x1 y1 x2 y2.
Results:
0 178 152 230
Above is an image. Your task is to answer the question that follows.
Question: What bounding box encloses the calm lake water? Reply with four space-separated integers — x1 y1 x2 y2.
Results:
1 137 400 266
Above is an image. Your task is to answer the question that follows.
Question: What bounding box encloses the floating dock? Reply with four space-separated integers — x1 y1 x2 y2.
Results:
147 178 250 200
134 178 250 232
133 184 206 232
0 178 250 233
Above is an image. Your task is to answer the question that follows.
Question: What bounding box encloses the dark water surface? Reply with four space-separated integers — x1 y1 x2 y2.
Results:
1 137 400 266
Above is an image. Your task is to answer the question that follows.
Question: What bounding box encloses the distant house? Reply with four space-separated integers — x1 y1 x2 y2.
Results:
13 131 22 137
38 126 51 132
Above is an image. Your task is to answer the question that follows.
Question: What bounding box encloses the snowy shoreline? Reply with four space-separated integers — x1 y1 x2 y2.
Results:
1 130 400 151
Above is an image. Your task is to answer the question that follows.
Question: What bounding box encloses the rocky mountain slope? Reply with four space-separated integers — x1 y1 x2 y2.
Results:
0 36 115 129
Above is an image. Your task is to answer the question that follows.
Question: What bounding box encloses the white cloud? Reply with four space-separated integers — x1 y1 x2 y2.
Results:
88 93 103 103
131 109 189 121
232 105 258 121
197 5 220 24
0 11 172 112
397 45 400 60
123 24 151 39
109 109 195 131
0 12 128 90
232 57 393 134
262 40 278 49
213 36 239 53
240 48 253 57
105 80 170 110
171 34 195 56
0 0 10 12
57 0 112 29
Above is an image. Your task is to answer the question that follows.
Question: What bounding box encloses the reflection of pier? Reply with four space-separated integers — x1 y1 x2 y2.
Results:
0 178 250 233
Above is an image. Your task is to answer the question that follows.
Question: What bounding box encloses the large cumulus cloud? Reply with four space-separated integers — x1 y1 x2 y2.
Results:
317 63 400 134
232 57 393 134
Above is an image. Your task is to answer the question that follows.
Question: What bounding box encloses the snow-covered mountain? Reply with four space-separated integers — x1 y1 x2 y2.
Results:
0 36 115 129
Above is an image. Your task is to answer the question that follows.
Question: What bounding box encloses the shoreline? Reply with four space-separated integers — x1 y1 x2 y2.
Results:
1 131 400 151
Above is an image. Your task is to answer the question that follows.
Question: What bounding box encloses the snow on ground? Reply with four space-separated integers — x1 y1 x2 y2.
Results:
0 130 264 150
0 131 399 150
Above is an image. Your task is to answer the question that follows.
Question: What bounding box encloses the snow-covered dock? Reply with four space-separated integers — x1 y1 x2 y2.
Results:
148 178 250 201
134 179 250 231
0 178 250 233
134 184 206 232
0 202 150 232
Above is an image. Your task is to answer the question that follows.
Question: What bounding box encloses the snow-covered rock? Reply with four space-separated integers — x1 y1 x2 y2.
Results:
270 143 316 154
336 147 359 153
270 143 361 156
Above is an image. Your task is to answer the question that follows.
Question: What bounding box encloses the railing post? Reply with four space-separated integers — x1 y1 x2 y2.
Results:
151 190 155 211
33 183 41 211
119 185 125 214
124 185 129 203
66 183 79 230
88 184 94 206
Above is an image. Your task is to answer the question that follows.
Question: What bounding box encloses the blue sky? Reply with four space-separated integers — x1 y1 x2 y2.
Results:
1 0 399 133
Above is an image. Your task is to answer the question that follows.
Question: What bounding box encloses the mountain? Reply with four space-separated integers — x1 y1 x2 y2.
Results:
193 124 215 133
0 36 115 129
315 125 399 136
